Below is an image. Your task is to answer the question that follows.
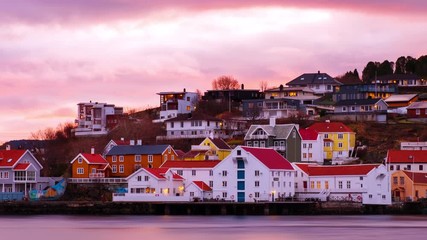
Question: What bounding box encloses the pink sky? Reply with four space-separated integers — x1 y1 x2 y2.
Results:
0 0 426 143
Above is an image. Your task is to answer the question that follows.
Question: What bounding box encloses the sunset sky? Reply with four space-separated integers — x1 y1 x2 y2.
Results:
0 0 426 143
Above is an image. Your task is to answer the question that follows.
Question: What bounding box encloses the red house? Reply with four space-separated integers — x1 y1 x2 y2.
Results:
407 102 427 119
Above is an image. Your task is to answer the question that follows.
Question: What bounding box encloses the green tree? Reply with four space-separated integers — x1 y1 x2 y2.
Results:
394 56 407 74
362 61 379 83
415 55 427 78
377 60 394 76
406 56 417 74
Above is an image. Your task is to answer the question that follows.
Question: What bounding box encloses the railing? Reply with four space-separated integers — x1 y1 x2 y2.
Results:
249 135 269 140
68 178 127 184
89 173 105 178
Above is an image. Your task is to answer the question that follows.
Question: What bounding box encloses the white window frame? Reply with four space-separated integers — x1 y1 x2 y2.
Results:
77 168 84 175
148 155 153 163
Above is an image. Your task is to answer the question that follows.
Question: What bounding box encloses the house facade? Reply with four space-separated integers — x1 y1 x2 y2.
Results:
373 74 426 87
105 145 177 177
244 118 301 162
299 128 324 164
332 98 388 122
0 148 48 199
333 84 398 102
286 71 342 95
307 121 356 164
157 89 199 122
212 146 295 202
407 102 427 119
391 170 427 202
74 101 123 136
159 114 227 140
293 163 391 205
70 151 111 179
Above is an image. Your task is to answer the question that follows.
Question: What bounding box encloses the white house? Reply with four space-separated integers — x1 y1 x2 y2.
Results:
156 89 199 122
212 146 295 202
184 181 213 201
286 71 342 95
293 163 391 205
113 167 186 202
386 149 427 173
299 128 324 164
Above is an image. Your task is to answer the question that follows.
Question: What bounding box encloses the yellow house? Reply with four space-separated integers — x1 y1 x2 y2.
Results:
183 138 232 161
307 121 356 163
392 170 427 202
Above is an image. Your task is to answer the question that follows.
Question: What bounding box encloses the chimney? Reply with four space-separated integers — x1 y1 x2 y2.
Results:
279 84 284 91
120 137 124 141
325 120 330 123
269 117 276 127
241 84 244 90
91 146 95 154
183 88 186 92
130 140 135 145
137 139 142 145
318 70 320 74
6 145 11 151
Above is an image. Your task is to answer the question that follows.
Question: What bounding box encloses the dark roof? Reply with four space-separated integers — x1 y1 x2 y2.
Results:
2 140 49 150
375 74 421 81
336 78 363 85
209 138 232 150
334 98 382 106
164 113 221 122
287 72 342 86
106 145 170 155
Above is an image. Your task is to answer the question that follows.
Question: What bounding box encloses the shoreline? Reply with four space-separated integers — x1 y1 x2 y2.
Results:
0 201 424 215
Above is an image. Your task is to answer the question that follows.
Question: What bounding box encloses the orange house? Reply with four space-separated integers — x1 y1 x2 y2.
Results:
392 170 427 202
105 145 178 178
70 153 111 178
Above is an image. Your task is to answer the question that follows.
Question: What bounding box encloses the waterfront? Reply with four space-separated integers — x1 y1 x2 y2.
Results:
1 215 426 240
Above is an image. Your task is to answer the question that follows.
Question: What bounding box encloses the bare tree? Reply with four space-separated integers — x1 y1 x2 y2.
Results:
259 81 268 92
212 75 239 90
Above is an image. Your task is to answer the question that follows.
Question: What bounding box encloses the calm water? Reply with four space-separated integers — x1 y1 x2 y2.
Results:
1 215 426 240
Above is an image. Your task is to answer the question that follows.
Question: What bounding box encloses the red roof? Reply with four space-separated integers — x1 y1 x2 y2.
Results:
143 168 184 180
307 122 354 133
114 139 130 145
81 153 109 164
241 147 294 170
403 171 427 184
193 181 212 191
387 150 427 163
0 150 26 167
295 163 379 176
299 128 318 140
13 163 30 171
161 160 221 168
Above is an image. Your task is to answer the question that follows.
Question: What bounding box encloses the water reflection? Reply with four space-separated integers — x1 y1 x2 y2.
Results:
0 215 426 240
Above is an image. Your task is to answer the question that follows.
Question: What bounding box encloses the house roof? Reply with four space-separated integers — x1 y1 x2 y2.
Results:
161 160 221 168
385 94 418 103
295 163 380 176
265 86 314 93
286 72 342 86
208 138 232 150
241 147 294 170
334 98 383 106
307 122 353 133
193 181 212 191
245 124 298 140
387 150 427 163
13 163 31 171
403 171 427 184
299 128 318 141
407 101 427 109
0 149 26 167
375 73 421 81
106 145 170 156
143 168 184 180
81 153 109 164
174 150 186 158
113 139 130 145
3 140 49 150
182 150 208 159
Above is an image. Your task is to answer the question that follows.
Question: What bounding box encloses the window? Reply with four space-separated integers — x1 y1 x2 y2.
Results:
316 181 321 189
119 165 124 173
171 122 174 128
237 160 245 169
190 192 194 197
400 177 404 185
351 106 356 111
420 165 424 171
78 157 83 164
112 156 117 162
237 181 245 190
346 181 351 189
186 106 190 111
303 153 307 158
135 155 141 162
181 122 184 128
222 181 227 187
164 155 167 161
137 176 142 181
144 176 149 181
338 143 343 148
77 168 84 174
396 165 400 170
222 170 227 177
338 181 343 189
209 181 213 187
390 165 394 171
209 170 213 176
369 194 373 199
343 106 347 111
119 156 124 162
253 141 259 147
255 181 260 187
303 143 307 149
247 142 252 147
260 141 266 147
324 134 329 139
308 143 312 148
237 170 245 179
134 164 141 171
308 153 313 158
237 150 241 155
338 133 343 139
407 165 411 170
325 181 329 189
112 165 117 173
148 155 153 163
177 170 183 175
255 170 260 176
359 177 363 180
222 192 228 198
310 181 314 189
255 192 260 198
393 176 398 184
171 155 174 161
192 170 196 176
416 109 420 115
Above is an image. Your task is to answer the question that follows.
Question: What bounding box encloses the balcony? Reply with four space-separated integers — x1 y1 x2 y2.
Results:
249 135 269 140
89 173 105 178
